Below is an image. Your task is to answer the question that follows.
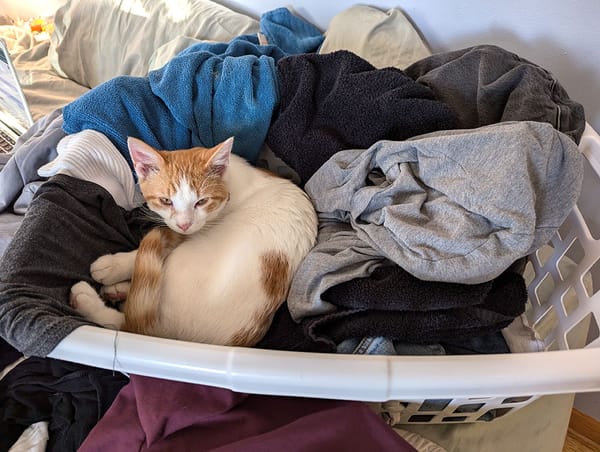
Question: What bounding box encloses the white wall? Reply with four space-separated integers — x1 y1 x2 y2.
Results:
2 0 65 19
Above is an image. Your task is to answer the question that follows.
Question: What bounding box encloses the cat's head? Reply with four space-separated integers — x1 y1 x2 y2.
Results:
127 137 233 235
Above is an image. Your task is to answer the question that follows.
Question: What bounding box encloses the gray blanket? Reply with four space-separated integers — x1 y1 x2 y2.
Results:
0 109 66 212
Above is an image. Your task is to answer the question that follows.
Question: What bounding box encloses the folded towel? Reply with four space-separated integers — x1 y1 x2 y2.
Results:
62 41 278 168
306 263 526 348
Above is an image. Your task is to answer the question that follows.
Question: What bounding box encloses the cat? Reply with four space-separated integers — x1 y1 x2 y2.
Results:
70 136 318 346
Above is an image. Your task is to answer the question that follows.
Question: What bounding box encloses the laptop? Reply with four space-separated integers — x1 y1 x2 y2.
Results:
0 38 34 154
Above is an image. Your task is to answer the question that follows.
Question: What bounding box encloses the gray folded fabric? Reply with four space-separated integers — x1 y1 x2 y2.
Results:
12 181 45 214
0 109 66 213
405 45 586 143
0 175 151 357
302 121 583 285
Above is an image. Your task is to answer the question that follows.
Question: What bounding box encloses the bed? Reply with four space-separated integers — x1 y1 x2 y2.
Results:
1 1 599 451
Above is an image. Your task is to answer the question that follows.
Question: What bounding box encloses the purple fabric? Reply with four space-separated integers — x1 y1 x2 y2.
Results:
79 375 415 452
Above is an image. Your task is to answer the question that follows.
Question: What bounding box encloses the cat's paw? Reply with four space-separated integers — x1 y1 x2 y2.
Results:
91 251 136 285
70 281 104 316
70 281 125 329
101 281 131 304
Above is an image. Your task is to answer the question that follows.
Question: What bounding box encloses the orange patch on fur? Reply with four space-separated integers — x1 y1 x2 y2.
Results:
124 227 186 335
260 251 290 302
228 251 290 346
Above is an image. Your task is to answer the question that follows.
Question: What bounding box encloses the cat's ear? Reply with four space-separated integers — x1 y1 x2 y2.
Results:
127 137 163 179
208 137 234 176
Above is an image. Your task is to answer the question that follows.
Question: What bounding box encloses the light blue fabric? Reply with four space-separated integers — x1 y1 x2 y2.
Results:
62 8 323 169
260 7 324 54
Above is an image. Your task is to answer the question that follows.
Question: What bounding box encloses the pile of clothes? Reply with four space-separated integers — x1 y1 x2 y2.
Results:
0 3 587 450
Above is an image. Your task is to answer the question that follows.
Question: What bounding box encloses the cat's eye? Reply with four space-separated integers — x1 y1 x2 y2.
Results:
159 197 172 206
195 198 208 207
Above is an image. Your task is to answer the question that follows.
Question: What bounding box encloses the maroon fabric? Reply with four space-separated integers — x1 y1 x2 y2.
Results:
79 375 415 451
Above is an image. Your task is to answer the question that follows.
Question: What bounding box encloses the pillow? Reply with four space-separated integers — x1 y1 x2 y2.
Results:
148 36 216 72
48 0 260 88
319 5 431 70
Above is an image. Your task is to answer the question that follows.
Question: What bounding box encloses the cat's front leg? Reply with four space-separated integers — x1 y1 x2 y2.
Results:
70 281 125 329
91 250 138 285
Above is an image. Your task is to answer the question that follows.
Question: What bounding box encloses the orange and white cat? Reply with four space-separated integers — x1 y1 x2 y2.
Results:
70 137 318 346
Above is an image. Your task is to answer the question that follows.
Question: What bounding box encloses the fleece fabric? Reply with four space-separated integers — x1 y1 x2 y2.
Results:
282 218 527 346
405 44 586 143
62 8 323 169
306 266 526 349
266 50 458 185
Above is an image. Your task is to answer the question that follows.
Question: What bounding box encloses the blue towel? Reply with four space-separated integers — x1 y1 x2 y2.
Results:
62 8 323 168
260 7 324 54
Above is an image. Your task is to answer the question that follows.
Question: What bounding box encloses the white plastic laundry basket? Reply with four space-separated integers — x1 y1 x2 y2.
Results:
48 124 600 424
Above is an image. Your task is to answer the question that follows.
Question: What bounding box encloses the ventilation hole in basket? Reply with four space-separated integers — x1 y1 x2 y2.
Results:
418 399 451 411
558 221 572 241
524 260 535 285
561 287 579 316
558 239 584 281
565 312 599 349
578 158 600 240
534 244 554 268
534 274 555 307
584 259 600 297
587 314 600 346
454 403 485 413
502 396 532 404
477 411 497 422
408 414 435 423
546 340 559 351
442 416 468 422
477 407 513 422
533 306 558 340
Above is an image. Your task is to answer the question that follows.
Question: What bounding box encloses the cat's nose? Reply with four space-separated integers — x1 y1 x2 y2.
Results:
177 221 191 232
